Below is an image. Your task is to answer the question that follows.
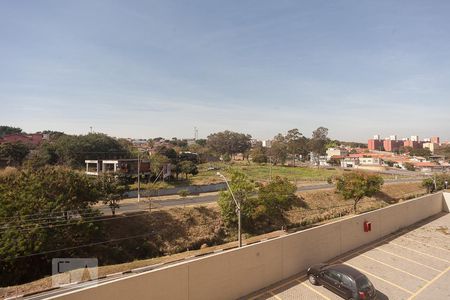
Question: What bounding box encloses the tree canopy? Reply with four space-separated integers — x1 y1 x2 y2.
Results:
0 125 22 137
207 130 252 158
335 171 384 213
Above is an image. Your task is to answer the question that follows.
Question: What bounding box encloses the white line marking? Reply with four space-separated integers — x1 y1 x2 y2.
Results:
399 236 450 253
299 281 330 300
408 265 450 299
341 261 414 294
374 247 442 273
388 242 450 263
358 253 429 282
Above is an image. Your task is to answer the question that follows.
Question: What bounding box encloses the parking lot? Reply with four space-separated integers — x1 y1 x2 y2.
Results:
247 212 450 300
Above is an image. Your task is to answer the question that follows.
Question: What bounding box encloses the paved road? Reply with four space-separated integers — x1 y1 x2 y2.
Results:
98 178 424 215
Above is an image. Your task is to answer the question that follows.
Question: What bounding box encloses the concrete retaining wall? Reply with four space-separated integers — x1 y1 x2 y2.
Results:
51 192 446 300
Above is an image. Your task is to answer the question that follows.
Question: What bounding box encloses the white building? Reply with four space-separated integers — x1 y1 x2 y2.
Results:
411 135 419 142
423 142 439 153
262 140 272 148
326 148 348 160
359 157 382 165
389 135 397 141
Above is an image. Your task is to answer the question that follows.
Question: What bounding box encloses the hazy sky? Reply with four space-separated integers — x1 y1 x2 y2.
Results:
1 0 449 142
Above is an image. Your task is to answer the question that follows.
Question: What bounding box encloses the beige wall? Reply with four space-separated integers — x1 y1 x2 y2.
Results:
50 193 445 300
443 192 450 212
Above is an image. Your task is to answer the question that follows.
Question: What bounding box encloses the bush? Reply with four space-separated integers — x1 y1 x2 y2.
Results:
178 189 190 197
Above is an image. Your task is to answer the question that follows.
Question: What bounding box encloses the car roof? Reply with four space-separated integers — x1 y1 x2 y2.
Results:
325 264 364 279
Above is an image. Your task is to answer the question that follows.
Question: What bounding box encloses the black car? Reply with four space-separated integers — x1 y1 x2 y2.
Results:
307 263 377 300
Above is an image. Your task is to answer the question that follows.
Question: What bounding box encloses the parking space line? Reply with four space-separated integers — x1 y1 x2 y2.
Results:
399 236 450 253
340 261 414 295
359 253 429 282
388 242 450 263
407 265 450 300
375 248 442 273
299 281 330 300
269 291 283 300
247 275 306 300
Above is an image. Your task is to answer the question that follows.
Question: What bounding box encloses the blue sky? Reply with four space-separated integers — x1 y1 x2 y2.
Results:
1 0 449 142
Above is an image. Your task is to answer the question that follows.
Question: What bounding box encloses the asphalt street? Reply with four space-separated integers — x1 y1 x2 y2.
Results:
98 178 424 215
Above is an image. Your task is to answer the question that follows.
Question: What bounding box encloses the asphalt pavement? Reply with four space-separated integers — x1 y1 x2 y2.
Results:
98 178 424 215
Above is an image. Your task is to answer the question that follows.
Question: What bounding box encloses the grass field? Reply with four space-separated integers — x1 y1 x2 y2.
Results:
130 162 343 190
130 162 405 190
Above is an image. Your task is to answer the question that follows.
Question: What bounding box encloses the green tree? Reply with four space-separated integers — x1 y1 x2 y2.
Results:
149 153 170 179
178 160 198 179
217 170 258 230
0 142 30 166
207 130 252 159
435 145 450 159
335 171 384 213
408 148 432 158
308 126 329 159
269 134 288 165
422 174 450 193
97 174 129 216
257 176 298 223
0 166 102 285
47 133 130 168
0 125 22 137
250 143 268 163
285 128 307 166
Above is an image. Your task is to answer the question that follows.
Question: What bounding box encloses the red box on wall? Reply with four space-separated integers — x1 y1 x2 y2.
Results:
364 221 372 232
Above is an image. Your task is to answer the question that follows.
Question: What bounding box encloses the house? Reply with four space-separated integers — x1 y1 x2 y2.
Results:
359 157 382 166
413 162 442 173
85 159 151 176
326 147 348 160
0 133 46 146
341 157 359 168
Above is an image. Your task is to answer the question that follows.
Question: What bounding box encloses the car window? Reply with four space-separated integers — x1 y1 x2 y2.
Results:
356 275 373 291
324 270 341 282
341 275 355 289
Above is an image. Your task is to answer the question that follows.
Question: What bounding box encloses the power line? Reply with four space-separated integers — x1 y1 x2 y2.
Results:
0 199 384 234
0 210 155 234
1 232 155 262
1 200 386 262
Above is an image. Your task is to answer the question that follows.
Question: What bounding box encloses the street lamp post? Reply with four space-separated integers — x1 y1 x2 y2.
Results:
217 172 242 247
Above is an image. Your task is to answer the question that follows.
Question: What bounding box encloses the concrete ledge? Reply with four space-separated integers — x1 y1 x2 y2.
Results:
48 192 446 300
443 192 450 212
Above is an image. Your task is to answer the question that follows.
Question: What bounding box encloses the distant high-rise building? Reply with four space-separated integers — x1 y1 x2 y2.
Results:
368 139 383 150
373 134 381 140
389 135 397 141
410 135 419 142
262 140 272 148
404 140 419 149
383 139 403 152
431 136 440 144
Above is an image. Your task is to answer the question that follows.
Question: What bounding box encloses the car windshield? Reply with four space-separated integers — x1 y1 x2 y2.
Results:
356 275 373 291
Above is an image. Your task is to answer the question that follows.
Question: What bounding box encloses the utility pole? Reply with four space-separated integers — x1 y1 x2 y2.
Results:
217 172 241 247
137 151 141 202
269 156 273 181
